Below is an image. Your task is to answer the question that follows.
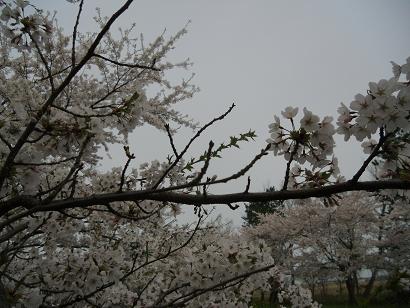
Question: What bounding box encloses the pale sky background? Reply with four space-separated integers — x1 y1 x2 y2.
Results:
34 0 410 226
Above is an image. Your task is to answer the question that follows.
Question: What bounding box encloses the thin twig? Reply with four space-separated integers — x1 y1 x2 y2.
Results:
188 141 214 185
118 146 135 192
93 53 160 71
156 263 276 308
151 103 235 190
244 176 251 193
72 0 84 67
350 127 387 183
58 215 203 307
34 65 72 82
0 133 12 150
164 123 178 157
282 141 299 190
207 144 270 186
28 32 54 91
43 135 91 203
226 203 239 210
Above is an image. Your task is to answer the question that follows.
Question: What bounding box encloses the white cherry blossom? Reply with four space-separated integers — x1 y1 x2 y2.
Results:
281 106 299 119
300 107 320 132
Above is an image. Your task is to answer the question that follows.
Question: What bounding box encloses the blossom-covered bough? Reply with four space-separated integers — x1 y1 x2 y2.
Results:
0 0 409 307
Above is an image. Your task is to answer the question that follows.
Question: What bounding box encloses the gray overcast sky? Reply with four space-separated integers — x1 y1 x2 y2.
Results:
35 0 410 226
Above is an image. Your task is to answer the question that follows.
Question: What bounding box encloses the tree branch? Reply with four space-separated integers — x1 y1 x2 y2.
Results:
151 103 235 190
282 141 299 190
350 128 388 183
164 123 179 157
93 53 159 71
156 263 276 308
188 141 214 186
71 0 84 67
118 145 135 192
8 179 408 213
0 0 135 191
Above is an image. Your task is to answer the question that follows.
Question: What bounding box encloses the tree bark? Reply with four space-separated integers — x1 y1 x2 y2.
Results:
363 269 377 299
354 271 360 296
321 280 326 297
346 275 358 306
0 280 11 308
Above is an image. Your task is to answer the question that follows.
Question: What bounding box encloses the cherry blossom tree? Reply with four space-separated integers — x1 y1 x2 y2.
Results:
245 192 410 305
0 0 409 307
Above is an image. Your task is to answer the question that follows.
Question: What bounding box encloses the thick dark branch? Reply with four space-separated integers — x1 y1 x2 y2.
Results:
0 195 40 217
93 53 160 71
18 179 410 213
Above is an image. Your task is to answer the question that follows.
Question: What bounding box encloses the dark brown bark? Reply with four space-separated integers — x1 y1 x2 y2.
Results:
3 179 408 213
346 275 358 306
363 269 377 299
354 271 360 295
0 281 11 308
321 280 326 297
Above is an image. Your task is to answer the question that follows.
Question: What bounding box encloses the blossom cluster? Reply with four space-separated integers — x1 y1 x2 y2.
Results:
267 57 410 187
337 58 410 181
0 0 409 307
266 106 341 187
244 191 410 304
0 2 322 306
0 0 52 51
337 59 410 142
1 208 320 307
0 1 198 196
